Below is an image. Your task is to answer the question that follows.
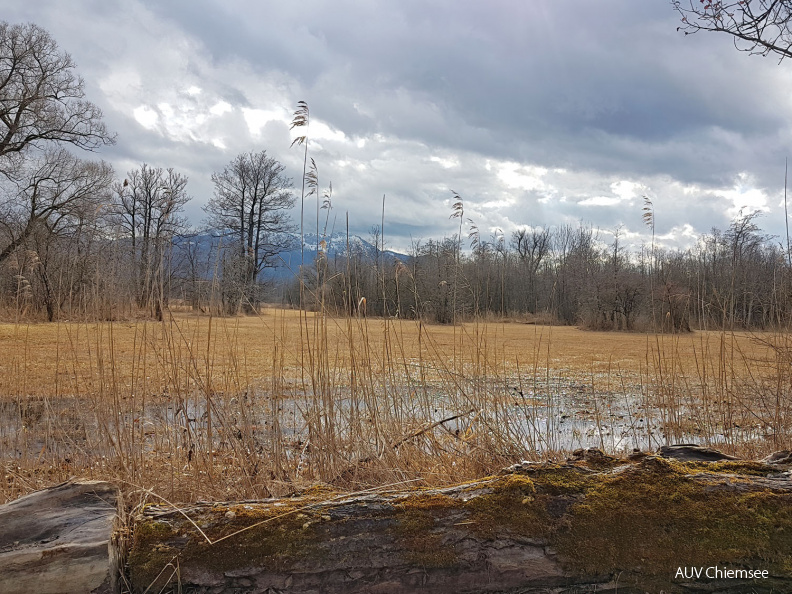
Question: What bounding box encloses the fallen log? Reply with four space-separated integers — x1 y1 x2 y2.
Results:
4 454 790 594
0 480 120 594
127 456 792 594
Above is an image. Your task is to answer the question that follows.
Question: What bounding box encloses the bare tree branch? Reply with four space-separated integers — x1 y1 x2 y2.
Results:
0 21 115 171
673 0 792 61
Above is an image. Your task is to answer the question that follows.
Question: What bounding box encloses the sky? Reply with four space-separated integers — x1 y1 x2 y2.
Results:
6 0 792 253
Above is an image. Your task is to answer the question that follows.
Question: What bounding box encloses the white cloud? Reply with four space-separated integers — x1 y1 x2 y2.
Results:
210 101 232 116
657 223 699 246
481 198 515 209
310 119 348 143
610 180 645 202
497 162 549 192
243 108 289 136
579 196 622 207
713 173 770 218
133 105 158 129
430 155 460 169
7 0 792 251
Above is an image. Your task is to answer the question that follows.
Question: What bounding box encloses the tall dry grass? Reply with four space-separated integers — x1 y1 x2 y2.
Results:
0 297 790 505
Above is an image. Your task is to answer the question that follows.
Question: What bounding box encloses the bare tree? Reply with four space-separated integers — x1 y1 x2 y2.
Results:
113 164 190 316
0 22 115 319
23 199 105 321
0 22 113 169
205 150 295 313
673 1 792 61
512 226 550 313
0 148 112 267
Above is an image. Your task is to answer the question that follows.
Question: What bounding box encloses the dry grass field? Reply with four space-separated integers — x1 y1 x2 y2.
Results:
0 309 773 392
1 309 790 504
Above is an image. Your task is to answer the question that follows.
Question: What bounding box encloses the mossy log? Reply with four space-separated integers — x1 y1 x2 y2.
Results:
0 480 120 594
128 456 792 594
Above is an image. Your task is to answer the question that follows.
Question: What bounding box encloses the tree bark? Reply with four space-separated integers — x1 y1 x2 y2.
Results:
126 456 792 594
0 480 120 594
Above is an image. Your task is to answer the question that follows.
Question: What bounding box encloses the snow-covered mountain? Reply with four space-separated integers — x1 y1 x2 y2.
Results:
173 231 407 281
276 231 405 276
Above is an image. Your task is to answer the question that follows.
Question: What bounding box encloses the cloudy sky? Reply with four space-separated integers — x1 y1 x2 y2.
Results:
6 1 792 252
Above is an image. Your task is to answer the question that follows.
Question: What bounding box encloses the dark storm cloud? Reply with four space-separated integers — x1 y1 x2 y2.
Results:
162 0 787 189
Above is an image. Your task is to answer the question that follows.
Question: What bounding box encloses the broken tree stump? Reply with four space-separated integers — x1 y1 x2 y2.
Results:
127 456 792 594
0 480 120 594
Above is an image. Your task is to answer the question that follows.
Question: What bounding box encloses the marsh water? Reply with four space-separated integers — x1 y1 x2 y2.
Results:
0 370 762 465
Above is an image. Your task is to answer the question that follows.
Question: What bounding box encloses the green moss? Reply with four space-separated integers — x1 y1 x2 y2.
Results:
134 520 176 539
393 472 559 555
128 458 792 592
683 459 776 476
179 505 328 575
520 465 596 495
392 492 462 568
393 508 459 568
463 473 558 540
554 458 792 586
127 521 181 590
391 461 792 586
128 501 332 591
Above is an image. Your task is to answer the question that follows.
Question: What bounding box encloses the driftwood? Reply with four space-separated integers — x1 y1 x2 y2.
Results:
0 480 120 594
127 455 792 594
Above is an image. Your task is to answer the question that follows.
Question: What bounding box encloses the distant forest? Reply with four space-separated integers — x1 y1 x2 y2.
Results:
293 208 791 332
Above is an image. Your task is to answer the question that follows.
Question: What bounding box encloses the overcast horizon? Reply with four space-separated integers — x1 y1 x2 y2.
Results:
6 1 792 254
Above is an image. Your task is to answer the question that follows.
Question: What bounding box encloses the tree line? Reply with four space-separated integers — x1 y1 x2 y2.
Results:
2 20 791 331
305 208 791 332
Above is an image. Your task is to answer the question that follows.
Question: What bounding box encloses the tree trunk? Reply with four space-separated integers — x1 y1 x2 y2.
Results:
0 480 120 594
127 455 792 594
0 219 36 266
38 262 56 322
